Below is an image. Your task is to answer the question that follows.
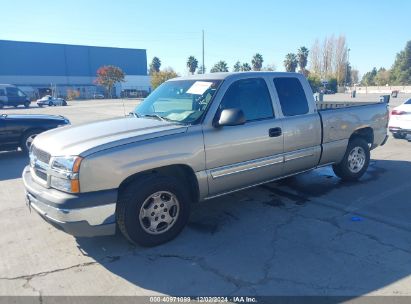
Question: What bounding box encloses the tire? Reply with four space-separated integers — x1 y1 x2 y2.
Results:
0 102 3 109
62 100 67 106
116 174 191 247
48 101 53 107
332 137 370 182
24 101 30 108
21 129 42 154
393 133 407 139
14 105 19 108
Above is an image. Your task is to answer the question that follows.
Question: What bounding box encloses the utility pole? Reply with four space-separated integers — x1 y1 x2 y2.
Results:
345 48 351 90
202 30 204 74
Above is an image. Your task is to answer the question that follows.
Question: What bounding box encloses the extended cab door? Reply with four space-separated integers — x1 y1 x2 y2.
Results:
203 77 284 196
271 76 322 176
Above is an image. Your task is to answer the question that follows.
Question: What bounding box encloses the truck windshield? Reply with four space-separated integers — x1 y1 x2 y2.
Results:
134 80 222 124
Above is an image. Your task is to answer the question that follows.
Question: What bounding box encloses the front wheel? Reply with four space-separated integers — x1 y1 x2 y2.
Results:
116 174 191 247
332 138 370 182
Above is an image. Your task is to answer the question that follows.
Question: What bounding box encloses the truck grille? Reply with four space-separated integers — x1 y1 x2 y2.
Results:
32 146 51 164
30 145 50 184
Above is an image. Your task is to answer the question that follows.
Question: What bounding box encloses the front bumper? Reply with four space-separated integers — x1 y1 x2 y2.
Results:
23 166 117 237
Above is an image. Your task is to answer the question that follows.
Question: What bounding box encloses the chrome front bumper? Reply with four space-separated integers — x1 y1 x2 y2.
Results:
23 166 117 237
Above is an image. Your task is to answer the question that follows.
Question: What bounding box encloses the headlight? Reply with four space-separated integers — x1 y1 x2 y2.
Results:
52 156 81 172
50 156 82 193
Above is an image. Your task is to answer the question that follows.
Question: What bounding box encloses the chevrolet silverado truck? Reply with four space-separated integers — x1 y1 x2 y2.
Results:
23 72 389 246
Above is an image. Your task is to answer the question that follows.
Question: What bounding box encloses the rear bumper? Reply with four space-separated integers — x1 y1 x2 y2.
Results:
23 166 117 237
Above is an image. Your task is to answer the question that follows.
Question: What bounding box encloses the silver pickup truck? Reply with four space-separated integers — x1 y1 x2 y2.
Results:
23 72 389 246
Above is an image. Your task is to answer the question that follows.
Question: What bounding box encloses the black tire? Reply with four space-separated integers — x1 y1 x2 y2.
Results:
0 102 3 109
21 129 42 154
116 174 191 247
332 137 370 182
48 101 53 106
393 133 407 139
62 100 67 106
24 101 30 108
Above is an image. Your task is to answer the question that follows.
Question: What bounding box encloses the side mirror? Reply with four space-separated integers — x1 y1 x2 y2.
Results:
214 108 246 127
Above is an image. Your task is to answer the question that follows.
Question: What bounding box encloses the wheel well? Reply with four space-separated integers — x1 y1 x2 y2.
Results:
349 127 374 146
20 128 44 144
118 164 200 203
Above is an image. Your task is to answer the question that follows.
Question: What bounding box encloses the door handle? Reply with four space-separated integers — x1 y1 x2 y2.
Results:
269 127 282 137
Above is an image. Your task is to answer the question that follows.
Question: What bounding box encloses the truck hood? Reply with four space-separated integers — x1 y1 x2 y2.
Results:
33 116 187 156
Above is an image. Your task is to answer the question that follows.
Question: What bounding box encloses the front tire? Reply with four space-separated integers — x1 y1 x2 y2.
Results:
116 174 191 247
332 138 370 182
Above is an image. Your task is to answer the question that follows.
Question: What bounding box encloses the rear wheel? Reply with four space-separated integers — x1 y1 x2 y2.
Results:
393 133 407 139
24 101 30 108
332 138 370 182
116 174 191 247
21 129 42 154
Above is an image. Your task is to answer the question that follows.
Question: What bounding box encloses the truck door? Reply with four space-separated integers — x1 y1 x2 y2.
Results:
271 76 322 176
203 77 284 196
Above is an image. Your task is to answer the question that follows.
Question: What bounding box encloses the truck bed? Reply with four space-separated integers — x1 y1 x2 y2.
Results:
316 100 381 110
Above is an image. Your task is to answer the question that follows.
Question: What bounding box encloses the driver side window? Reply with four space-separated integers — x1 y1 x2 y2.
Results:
219 78 274 121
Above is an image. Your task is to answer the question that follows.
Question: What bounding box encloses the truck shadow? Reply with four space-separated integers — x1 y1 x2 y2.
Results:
0 151 28 181
76 159 411 298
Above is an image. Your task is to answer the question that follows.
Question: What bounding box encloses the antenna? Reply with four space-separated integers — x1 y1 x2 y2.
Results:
202 30 205 74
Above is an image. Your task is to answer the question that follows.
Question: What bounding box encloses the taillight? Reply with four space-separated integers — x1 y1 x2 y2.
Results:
391 110 405 115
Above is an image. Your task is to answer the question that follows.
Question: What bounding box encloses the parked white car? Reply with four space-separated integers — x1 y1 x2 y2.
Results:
37 95 67 107
389 98 411 139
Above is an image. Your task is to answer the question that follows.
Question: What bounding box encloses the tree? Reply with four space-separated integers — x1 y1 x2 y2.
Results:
297 46 309 75
351 69 359 84
308 35 348 84
284 53 298 72
361 67 377 86
251 53 264 71
233 61 241 72
149 57 161 75
151 68 178 89
240 63 252 71
307 74 322 93
186 56 198 75
210 61 229 73
197 65 206 74
390 40 411 85
374 67 390 86
95 65 125 98
262 64 276 71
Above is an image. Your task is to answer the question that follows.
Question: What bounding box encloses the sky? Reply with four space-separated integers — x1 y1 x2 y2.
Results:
1 0 409 78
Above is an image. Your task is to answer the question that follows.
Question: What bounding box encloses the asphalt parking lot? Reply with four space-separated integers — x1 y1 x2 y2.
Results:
1 94 411 298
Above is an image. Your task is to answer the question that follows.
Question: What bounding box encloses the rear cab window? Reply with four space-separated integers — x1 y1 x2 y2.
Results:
273 77 309 116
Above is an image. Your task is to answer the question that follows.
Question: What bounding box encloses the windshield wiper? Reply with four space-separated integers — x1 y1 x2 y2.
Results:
141 114 171 122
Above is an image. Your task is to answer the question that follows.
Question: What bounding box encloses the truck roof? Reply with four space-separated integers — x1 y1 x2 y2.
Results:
172 71 302 81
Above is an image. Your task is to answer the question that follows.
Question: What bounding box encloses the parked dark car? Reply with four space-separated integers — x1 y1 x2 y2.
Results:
0 114 70 153
0 84 32 108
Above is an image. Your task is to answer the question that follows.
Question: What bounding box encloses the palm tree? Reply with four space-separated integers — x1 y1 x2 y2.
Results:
240 63 252 71
186 56 198 75
251 53 264 71
149 57 161 74
284 53 298 72
233 61 241 72
297 47 309 75
210 61 229 73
